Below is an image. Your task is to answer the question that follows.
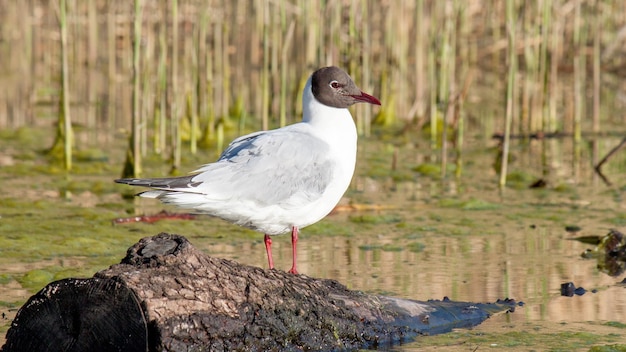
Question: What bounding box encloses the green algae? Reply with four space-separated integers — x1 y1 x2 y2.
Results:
349 214 403 224
589 345 626 352
437 197 500 210
413 163 441 178
406 242 426 253
0 274 12 285
608 214 626 226
358 244 381 251
0 126 50 146
505 170 537 189
75 148 109 162
17 269 54 291
605 322 626 329
306 221 355 237
380 243 404 252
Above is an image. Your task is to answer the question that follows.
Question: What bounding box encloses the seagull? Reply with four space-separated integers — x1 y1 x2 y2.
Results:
115 66 380 274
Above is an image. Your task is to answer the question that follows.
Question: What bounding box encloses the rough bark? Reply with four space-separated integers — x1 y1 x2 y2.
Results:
2 233 515 352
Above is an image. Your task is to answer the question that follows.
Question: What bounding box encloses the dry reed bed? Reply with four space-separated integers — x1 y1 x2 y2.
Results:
1 1 625 176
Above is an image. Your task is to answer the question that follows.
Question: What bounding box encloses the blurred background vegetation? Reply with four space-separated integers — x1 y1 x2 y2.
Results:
0 0 625 178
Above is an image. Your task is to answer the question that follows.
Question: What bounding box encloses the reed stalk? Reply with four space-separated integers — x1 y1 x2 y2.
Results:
187 19 198 155
521 4 537 138
187 92 198 155
170 0 180 174
591 1 602 173
205 38 215 148
129 0 143 177
51 0 73 171
573 1 586 145
303 1 318 68
221 22 231 126
489 1 501 68
428 3 438 150
437 5 450 116
155 28 168 155
330 3 341 64
413 0 425 120
106 4 117 139
279 21 295 127
348 0 357 81
61 0 72 171
440 1 456 179
455 0 469 179
547 1 560 133
261 1 270 130
349 0 359 133
592 1 601 134
197 6 209 140
455 105 464 179
500 0 517 188
573 1 588 178
87 0 97 143
140 29 154 158
360 0 372 138
22 1 34 128
213 19 223 128
537 0 551 134
428 44 437 150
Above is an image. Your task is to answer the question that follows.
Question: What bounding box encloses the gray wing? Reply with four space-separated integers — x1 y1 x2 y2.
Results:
191 127 335 207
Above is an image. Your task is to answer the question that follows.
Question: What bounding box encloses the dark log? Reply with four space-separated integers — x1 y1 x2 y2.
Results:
2 233 516 352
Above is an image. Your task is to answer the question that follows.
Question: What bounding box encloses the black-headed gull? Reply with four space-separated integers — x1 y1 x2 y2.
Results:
115 66 381 274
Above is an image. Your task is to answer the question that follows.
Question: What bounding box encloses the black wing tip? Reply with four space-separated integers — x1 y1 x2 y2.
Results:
114 175 198 189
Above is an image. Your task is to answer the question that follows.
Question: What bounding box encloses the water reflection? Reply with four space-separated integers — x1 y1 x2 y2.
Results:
197 213 626 324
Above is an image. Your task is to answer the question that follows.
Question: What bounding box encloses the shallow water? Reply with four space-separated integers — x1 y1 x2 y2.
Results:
1 127 625 350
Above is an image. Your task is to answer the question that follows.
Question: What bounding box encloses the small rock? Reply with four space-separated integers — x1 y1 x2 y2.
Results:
560 282 575 297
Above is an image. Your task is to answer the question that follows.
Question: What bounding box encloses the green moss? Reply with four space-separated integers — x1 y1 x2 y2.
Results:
0 274 13 285
358 244 381 251
18 269 54 290
306 221 354 237
588 345 626 352
505 171 536 189
554 183 575 193
406 242 425 253
460 198 500 210
348 214 402 224
413 163 441 178
75 148 109 162
605 321 626 329
381 244 404 252
390 170 415 182
608 214 626 226
438 198 500 210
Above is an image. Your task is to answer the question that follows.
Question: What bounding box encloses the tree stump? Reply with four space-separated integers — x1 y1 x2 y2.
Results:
2 233 516 352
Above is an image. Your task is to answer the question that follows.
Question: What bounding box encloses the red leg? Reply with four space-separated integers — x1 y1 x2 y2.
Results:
264 234 274 269
288 226 299 274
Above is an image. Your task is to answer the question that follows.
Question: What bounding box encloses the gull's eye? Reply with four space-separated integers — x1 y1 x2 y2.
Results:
330 80 341 89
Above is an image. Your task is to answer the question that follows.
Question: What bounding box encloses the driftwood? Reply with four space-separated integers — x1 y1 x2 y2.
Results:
2 233 516 352
594 136 626 186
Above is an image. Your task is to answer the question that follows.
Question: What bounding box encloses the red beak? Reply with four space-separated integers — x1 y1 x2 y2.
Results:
351 91 381 105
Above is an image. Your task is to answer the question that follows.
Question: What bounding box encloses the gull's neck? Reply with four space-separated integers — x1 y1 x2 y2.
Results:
301 77 357 143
